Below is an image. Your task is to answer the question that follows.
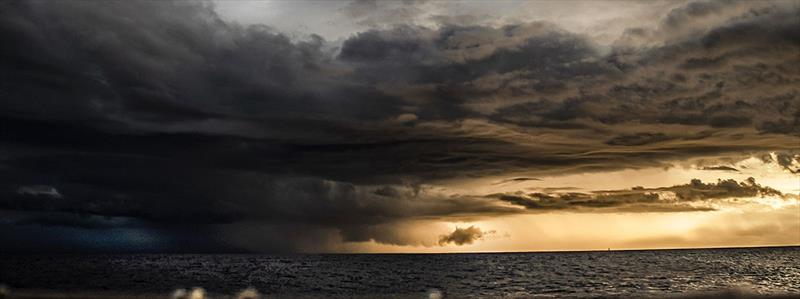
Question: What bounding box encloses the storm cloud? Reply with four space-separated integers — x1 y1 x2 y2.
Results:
0 0 798 252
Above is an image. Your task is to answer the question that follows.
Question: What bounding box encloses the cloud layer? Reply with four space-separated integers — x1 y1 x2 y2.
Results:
490 178 789 213
0 0 797 252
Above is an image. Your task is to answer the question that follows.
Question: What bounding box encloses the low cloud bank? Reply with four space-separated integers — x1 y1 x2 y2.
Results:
491 178 789 212
438 226 494 246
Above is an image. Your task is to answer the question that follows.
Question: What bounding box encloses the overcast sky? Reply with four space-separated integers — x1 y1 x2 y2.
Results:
0 0 798 253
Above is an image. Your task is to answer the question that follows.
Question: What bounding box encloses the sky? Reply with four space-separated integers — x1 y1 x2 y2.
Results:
0 0 798 253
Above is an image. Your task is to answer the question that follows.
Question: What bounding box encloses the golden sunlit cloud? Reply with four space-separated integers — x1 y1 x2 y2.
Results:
333 152 799 253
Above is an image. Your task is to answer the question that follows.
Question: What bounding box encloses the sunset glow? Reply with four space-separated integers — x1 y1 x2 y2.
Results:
0 0 798 255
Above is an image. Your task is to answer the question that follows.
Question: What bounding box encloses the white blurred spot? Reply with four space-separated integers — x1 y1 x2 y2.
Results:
171 288 205 299
428 288 443 299
236 287 261 299
171 289 187 299
189 287 205 299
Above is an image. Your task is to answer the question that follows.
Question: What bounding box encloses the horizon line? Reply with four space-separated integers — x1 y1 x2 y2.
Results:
2 244 798 255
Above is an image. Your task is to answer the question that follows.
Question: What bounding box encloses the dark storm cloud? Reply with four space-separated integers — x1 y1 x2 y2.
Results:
2 0 796 181
438 226 493 246
338 22 614 120
491 1 800 136
0 167 516 225
1 0 798 251
13 212 139 230
490 178 787 213
0 0 403 132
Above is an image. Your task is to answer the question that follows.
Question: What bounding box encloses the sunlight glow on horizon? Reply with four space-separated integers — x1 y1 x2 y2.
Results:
326 153 799 253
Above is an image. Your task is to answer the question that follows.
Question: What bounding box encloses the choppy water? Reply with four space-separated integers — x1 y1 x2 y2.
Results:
1 247 799 298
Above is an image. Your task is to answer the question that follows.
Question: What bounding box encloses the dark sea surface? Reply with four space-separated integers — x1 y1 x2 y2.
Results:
1 247 799 298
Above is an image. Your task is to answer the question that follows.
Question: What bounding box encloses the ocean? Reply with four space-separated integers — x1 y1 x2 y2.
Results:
1 247 798 298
